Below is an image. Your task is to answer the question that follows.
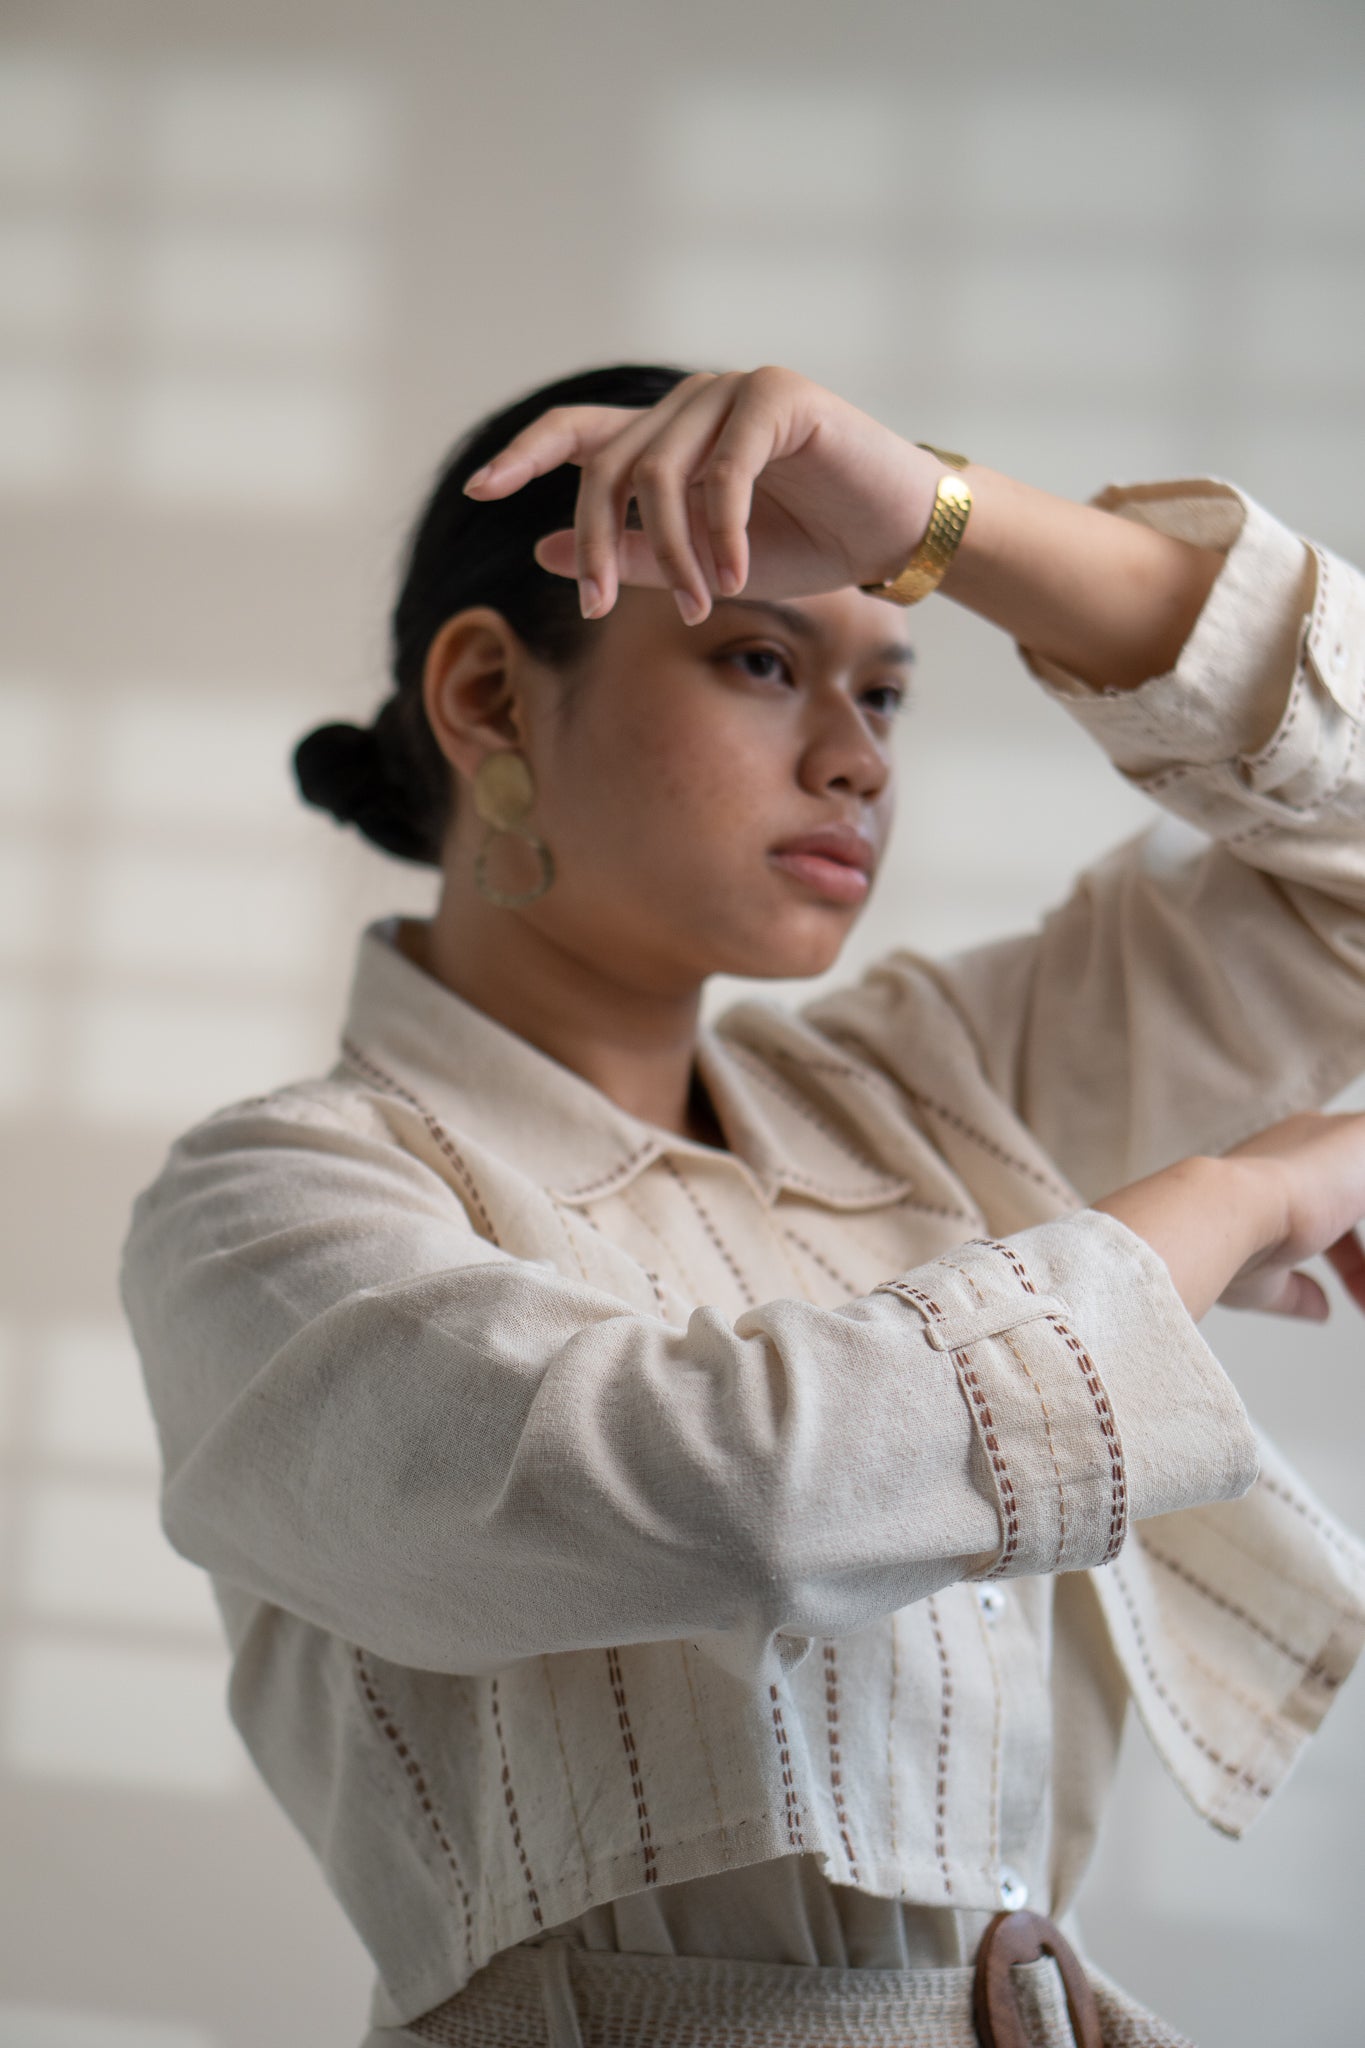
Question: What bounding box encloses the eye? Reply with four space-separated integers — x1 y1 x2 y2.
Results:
861 681 908 717
725 644 794 684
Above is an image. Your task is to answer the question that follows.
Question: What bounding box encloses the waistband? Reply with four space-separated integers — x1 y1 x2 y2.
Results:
380 1934 1190 2048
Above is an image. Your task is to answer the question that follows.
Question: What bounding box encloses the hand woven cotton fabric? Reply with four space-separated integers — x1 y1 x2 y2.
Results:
120 475 1365 2045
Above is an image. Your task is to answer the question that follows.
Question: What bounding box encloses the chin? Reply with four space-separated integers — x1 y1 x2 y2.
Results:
713 919 853 984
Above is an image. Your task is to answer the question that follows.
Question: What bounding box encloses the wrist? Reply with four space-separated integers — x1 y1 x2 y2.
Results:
862 442 960 589
1092 1153 1277 1324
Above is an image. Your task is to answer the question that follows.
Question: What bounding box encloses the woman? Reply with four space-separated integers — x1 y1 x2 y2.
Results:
119 362 1365 2047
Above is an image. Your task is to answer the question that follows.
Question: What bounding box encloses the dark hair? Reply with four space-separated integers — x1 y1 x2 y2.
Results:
292 361 694 865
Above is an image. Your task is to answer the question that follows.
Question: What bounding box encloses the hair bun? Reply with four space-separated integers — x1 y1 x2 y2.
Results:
293 721 381 824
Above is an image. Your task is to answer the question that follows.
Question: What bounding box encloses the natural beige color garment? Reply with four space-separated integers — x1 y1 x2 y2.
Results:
119 474 1365 2037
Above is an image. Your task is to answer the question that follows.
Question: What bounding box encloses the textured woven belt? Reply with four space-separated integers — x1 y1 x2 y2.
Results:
972 1911 1101 2048
389 1916 1195 2048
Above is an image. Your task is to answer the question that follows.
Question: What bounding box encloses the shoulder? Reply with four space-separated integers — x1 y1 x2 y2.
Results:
714 945 987 1082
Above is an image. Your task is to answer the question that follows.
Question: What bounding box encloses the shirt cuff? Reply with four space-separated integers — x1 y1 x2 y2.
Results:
877 1209 1259 1580
1017 477 1319 770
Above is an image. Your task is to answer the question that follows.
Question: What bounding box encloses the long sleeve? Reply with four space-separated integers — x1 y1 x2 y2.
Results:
118 1082 1256 1677
888 478 1365 1200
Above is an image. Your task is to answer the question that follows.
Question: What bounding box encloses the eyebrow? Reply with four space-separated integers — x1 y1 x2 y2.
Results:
709 597 915 666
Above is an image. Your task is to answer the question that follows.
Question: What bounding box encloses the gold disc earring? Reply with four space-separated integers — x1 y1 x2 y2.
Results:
471 751 556 907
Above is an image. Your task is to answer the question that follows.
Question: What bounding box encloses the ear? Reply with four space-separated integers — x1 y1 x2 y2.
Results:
421 607 528 784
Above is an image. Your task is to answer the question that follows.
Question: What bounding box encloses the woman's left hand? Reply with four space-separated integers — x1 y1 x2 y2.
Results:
462 366 945 624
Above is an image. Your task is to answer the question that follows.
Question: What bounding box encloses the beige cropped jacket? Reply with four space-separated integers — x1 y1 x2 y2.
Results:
119 474 1365 2032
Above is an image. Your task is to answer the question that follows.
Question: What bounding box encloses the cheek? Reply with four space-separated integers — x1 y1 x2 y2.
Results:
555 695 781 861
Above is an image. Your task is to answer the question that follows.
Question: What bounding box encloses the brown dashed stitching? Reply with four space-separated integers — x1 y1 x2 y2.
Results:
779 1222 862 1298
880 1279 1020 1579
1047 1312 1126 1563
1107 1564 1272 1803
352 1647 475 1969
1138 763 1199 795
821 1640 860 1885
547 1198 593 1284
925 1595 955 1897
339 1036 500 1246
605 1646 658 1885
901 1088 1075 1200
958 1263 1069 1574
774 1164 919 1202
554 1144 659 1203
1163 1618 1299 1735
540 1657 593 1889
1257 1472 1362 1567
982 1239 1127 1566
768 1683 805 1849
616 1186 708 1307
724 1040 897 1178
644 1267 669 1317
490 1673 542 1925
760 1047 1076 1201
888 1192 987 1226
660 1157 758 1306
1137 1533 1337 1687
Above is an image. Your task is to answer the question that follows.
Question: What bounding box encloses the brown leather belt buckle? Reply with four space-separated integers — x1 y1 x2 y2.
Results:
972 1909 1102 2048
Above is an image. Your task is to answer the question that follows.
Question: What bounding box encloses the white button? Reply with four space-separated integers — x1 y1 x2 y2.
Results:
998 1867 1029 1911
977 1585 1007 1622
1330 641 1347 675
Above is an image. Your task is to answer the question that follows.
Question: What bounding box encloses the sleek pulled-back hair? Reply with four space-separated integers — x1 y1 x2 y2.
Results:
292 362 694 866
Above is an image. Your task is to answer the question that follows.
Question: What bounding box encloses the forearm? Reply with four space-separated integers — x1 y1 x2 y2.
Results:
938 463 1226 696
1092 1155 1283 1323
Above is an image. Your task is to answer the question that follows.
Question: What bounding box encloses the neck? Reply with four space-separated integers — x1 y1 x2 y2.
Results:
404 888 723 1147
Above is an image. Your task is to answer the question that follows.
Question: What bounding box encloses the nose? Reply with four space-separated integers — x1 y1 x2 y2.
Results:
797 693 892 804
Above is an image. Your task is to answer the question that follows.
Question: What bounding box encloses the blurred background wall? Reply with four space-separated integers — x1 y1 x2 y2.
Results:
2 1 1363 2042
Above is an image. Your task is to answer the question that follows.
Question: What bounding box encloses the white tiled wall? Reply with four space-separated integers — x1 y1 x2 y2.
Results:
2 5 1361 2043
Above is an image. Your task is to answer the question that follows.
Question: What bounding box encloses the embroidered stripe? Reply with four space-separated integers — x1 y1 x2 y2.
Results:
822 1641 859 1884
768 1683 805 1849
339 1036 501 1246
606 1645 657 1884
1138 1534 1340 1688
660 1156 759 1306
353 1648 475 1969
760 1046 1076 1203
926 1594 955 1896
1108 1563 1272 1803
490 1674 542 1925
983 1239 1127 1566
882 1279 1022 1580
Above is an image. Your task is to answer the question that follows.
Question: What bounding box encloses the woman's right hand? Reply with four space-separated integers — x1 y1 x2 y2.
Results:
461 366 945 624
1092 1109 1365 1324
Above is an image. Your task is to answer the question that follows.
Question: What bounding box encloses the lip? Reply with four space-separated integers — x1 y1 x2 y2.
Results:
771 823 877 872
769 822 877 904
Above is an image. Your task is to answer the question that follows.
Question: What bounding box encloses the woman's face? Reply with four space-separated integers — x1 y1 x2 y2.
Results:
490 583 913 996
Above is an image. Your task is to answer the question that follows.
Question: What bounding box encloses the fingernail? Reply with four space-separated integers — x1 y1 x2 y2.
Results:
717 565 741 595
675 588 706 625
579 577 603 618
464 464 491 493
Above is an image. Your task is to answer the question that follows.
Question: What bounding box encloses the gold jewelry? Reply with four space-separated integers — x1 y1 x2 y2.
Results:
472 751 555 907
860 443 972 606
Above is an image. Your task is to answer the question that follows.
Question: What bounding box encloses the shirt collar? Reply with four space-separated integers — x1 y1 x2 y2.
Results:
335 914 913 1211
